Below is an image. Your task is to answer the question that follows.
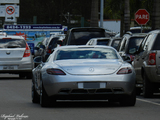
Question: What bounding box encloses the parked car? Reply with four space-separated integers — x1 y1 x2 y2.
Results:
129 27 151 33
34 37 49 58
117 33 147 63
86 37 112 46
132 30 160 97
62 27 107 45
0 35 34 78
35 34 65 62
86 37 122 50
32 45 136 107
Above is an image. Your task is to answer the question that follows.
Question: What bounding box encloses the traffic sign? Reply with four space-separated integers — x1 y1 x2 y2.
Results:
135 9 150 25
6 6 15 15
5 5 16 22
0 5 19 17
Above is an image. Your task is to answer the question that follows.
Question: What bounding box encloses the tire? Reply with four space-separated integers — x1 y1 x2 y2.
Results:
40 84 51 107
32 82 40 103
143 72 153 98
19 73 26 78
119 87 136 106
26 72 32 79
136 87 142 96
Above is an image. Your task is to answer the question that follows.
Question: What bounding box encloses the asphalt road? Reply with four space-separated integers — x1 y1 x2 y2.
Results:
0 73 160 120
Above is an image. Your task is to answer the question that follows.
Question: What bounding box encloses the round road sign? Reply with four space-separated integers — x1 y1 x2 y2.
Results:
6 6 15 15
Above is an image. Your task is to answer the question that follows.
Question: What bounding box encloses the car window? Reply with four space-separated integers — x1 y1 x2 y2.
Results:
111 39 121 50
88 40 94 45
143 34 153 51
0 39 26 48
55 48 119 60
69 31 106 45
97 39 110 45
127 37 144 54
138 35 149 52
48 37 59 48
152 33 160 50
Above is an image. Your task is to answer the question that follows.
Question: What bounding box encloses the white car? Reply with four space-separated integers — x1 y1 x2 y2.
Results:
32 45 136 107
86 37 122 50
0 35 34 78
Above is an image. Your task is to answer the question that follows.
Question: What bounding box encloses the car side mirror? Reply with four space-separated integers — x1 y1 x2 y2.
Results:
34 56 42 63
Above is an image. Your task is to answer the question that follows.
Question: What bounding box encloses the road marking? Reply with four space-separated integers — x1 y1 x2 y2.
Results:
137 98 160 106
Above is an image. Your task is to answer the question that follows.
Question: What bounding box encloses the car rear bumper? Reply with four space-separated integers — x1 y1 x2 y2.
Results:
42 74 136 98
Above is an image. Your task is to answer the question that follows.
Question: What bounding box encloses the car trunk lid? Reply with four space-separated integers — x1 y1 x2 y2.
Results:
55 59 122 75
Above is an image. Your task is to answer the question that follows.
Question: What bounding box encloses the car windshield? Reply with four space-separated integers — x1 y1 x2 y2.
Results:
127 37 144 54
55 47 119 60
69 31 106 45
0 39 26 48
97 39 110 45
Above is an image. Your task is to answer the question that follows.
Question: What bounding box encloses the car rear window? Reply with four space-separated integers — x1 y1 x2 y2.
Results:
69 31 106 45
0 39 26 48
127 37 144 54
97 39 110 45
55 48 119 60
152 33 160 50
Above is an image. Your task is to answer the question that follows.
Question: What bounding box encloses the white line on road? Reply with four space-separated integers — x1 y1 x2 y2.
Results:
137 98 160 106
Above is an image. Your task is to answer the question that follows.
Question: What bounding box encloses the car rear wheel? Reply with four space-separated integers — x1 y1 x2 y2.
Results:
119 87 136 106
32 82 40 103
26 72 32 79
40 83 56 107
136 87 142 95
19 73 26 78
143 72 153 98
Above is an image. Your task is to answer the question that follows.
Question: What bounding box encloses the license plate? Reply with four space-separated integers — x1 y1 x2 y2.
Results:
3 66 17 70
78 83 106 89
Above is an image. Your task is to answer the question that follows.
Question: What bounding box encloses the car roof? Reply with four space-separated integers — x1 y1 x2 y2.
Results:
54 45 116 51
123 33 147 38
148 30 160 34
69 27 106 32
89 37 111 41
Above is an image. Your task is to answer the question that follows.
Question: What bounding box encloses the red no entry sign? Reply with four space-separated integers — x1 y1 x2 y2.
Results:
6 6 15 15
135 9 150 25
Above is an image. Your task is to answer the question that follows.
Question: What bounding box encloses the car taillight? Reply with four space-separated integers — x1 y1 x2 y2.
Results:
148 53 156 65
129 55 135 61
23 43 31 57
117 67 132 74
46 68 66 75
46 47 52 53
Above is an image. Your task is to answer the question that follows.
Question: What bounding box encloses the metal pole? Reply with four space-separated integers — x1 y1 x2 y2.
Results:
100 0 104 28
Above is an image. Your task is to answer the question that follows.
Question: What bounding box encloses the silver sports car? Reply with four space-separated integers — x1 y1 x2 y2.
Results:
32 45 136 107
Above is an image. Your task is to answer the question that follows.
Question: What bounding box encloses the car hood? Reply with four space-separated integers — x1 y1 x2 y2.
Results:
54 59 122 75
